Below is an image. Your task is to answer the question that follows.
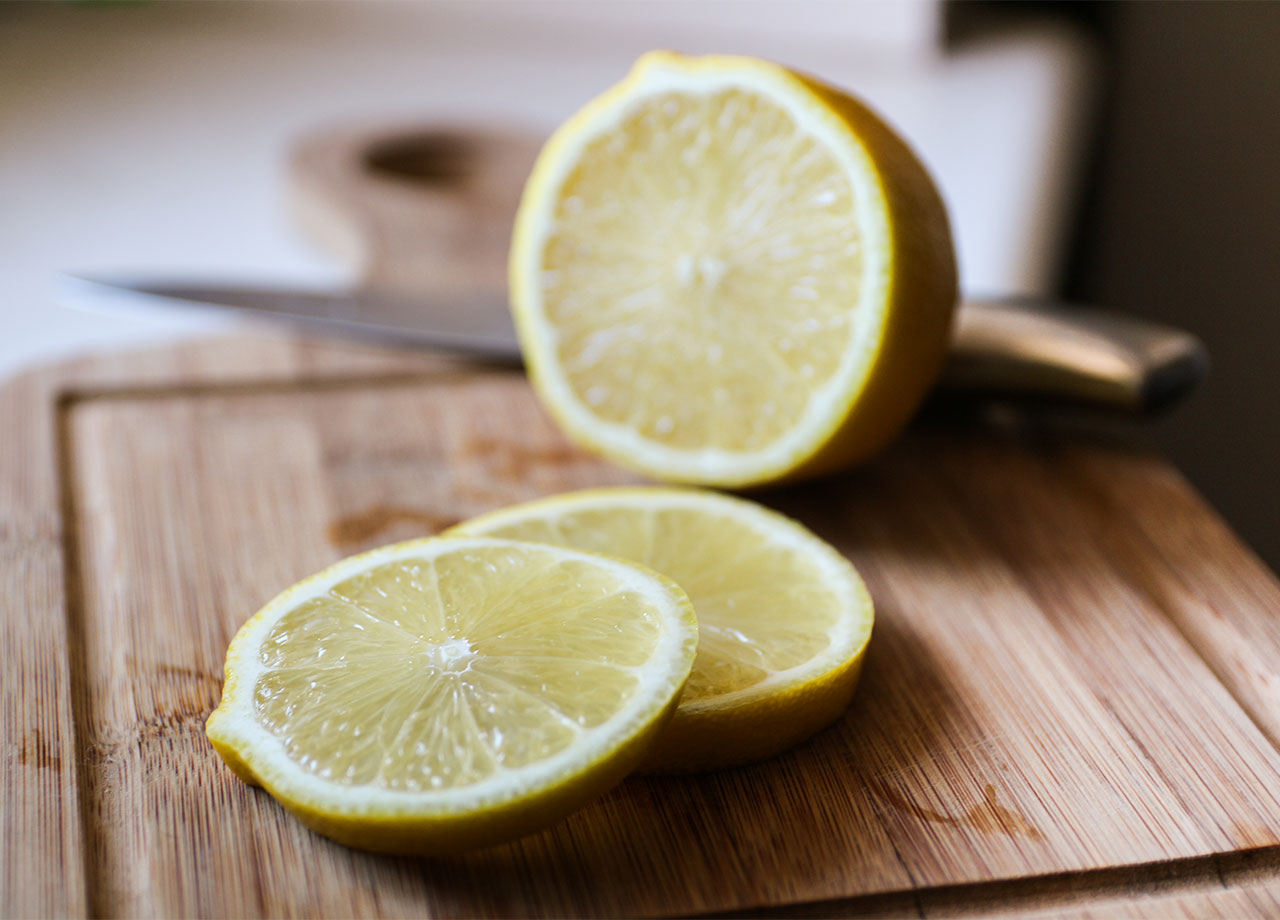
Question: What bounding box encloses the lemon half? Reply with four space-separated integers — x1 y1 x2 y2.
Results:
450 488 873 770
206 537 697 854
510 51 956 487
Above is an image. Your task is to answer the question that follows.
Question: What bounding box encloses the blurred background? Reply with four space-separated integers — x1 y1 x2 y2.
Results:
1 0 1277 567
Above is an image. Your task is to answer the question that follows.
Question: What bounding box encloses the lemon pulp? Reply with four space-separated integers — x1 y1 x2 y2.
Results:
543 87 865 454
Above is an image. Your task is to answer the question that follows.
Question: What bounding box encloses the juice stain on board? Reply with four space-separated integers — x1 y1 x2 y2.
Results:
875 781 1045 841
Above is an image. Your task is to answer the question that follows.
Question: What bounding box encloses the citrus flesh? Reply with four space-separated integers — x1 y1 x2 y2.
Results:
450 488 873 770
206 537 697 854
510 51 956 487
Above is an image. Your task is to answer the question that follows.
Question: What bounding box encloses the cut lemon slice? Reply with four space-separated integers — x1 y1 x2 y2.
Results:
450 488 872 770
206 537 697 854
510 51 956 487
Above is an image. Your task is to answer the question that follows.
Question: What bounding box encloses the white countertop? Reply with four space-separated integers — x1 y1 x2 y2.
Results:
0 2 1094 382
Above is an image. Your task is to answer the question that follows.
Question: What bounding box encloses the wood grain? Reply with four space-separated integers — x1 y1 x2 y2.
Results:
288 122 538 297
5 334 1280 917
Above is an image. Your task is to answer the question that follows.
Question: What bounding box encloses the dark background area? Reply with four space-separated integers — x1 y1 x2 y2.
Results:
982 1 1280 568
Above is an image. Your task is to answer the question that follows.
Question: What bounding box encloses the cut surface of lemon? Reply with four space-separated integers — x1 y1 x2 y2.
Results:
206 537 697 854
510 51 956 487
450 488 873 770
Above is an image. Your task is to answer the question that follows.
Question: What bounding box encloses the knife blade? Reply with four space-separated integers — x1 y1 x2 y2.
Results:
60 275 523 363
60 274 1207 413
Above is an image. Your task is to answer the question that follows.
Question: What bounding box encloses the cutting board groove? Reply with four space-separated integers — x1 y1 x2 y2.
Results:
5 335 1280 918
54 399 97 919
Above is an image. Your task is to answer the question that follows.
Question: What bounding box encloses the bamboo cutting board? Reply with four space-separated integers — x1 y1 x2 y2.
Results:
5 333 1280 918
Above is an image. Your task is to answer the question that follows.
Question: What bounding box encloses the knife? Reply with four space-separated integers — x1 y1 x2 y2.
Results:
62 274 1207 414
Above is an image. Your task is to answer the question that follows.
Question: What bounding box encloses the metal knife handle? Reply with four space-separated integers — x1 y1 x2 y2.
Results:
942 299 1208 413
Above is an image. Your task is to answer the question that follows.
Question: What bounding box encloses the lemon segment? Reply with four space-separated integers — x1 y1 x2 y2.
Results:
206 537 697 854
510 51 956 487
449 488 873 771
